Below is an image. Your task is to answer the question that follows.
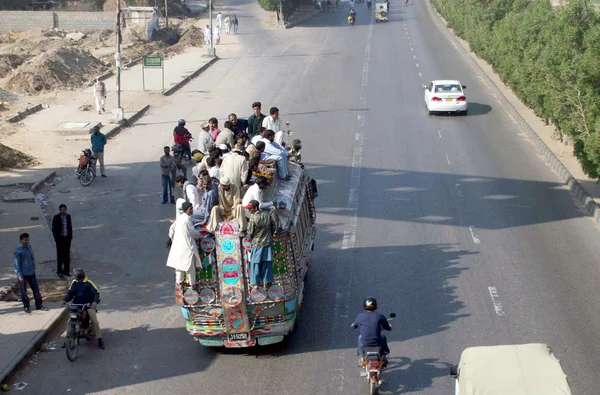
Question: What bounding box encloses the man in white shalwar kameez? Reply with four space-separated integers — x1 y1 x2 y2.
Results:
166 202 203 287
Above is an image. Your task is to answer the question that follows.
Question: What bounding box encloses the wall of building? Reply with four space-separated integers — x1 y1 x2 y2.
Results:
0 11 115 32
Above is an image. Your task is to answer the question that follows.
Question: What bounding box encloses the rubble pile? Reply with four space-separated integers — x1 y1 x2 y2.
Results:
3 47 109 94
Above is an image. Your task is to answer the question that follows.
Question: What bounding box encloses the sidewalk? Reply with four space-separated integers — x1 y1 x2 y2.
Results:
0 17 226 388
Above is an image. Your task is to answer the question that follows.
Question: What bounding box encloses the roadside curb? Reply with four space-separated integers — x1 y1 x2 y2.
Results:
104 105 151 139
0 307 68 386
426 0 600 225
30 171 57 193
285 9 323 29
162 57 219 96
6 104 45 123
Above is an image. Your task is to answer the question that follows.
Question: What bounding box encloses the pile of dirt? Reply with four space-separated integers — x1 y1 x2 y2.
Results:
3 47 109 94
0 278 68 302
0 54 32 76
0 143 38 169
166 25 203 54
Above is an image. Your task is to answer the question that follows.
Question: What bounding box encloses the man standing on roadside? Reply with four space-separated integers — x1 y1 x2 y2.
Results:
90 126 107 178
247 102 265 141
160 146 176 204
216 11 223 29
13 233 48 314
52 204 73 279
93 78 106 115
204 24 211 45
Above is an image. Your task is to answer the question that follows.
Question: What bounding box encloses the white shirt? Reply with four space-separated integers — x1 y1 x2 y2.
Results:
262 116 284 133
251 135 266 146
216 13 223 26
184 182 201 211
242 183 273 216
197 130 214 154
166 212 202 272
208 166 220 180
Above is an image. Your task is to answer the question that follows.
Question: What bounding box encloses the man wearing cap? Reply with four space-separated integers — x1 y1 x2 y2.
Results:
191 152 205 185
207 177 247 234
215 122 236 149
246 200 277 290
197 121 215 155
166 202 202 288
242 176 275 217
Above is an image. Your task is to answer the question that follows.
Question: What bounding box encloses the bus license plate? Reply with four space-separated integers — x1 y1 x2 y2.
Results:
228 333 249 341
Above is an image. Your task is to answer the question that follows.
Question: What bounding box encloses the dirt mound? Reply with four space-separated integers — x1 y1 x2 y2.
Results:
169 25 203 52
0 143 38 169
0 54 31 77
151 27 180 46
3 47 108 94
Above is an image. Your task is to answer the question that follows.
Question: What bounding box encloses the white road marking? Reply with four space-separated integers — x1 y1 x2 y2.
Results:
341 6 374 252
455 183 463 197
437 130 443 139
469 226 481 244
416 63 419 68
445 153 452 165
413 55 416 59
410 47 414 51
418 72 422 77
488 287 505 316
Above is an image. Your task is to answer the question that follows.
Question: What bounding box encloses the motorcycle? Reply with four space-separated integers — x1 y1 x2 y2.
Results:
75 149 96 186
358 313 396 395
172 143 184 162
348 13 356 25
64 303 95 361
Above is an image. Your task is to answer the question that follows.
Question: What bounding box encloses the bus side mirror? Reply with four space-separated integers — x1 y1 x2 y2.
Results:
450 365 458 377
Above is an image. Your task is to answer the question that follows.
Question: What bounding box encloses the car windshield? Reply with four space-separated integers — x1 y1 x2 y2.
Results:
434 84 462 93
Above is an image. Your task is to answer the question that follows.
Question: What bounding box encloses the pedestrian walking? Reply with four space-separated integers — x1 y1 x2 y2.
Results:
224 15 231 35
13 233 48 313
233 15 239 34
213 26 221 45
160 146 176 204
93 78 106 115
90 126 107 177
52 204 73 279
216 12 223 29
203 24 211 45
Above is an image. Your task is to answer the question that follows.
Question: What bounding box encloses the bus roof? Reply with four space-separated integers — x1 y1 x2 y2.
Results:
458 344 572 395
264 162 306 230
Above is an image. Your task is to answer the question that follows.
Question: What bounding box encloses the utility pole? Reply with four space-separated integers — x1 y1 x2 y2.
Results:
114 0 124 121
206 0 215 56
164 0 168 28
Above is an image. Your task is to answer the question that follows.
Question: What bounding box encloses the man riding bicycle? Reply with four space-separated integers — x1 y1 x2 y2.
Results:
61 268 104 349
351 297 391 366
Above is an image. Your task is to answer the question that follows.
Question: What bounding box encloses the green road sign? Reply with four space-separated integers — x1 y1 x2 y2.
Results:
143 55 163 68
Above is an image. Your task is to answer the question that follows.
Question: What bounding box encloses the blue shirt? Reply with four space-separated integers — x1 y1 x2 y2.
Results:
91 132 107 153
352 312 392 346
63 277 101 305
13 245 36 277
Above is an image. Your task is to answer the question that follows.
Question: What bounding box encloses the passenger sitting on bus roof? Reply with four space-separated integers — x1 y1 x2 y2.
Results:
242 176 275 218
250 127 267 146
262 129 291 181
206 177 247 235
166 202 203 288
246 200 277 290
193 175 219 226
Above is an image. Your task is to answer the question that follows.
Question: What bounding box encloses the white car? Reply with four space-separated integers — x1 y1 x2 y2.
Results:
423 80 468 115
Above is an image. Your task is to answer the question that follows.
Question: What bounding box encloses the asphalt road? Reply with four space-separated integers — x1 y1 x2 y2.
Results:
10 0 600 394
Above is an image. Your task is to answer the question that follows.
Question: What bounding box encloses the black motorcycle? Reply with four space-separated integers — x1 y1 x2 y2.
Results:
65 303 95 361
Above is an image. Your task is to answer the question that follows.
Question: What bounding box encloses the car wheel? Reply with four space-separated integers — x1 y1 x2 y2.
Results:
462 110 468 116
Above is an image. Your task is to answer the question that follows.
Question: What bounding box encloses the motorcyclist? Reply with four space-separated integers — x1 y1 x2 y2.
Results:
351 297 391 365
348 7 356 23
173 119 193 161
61 268 104 349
